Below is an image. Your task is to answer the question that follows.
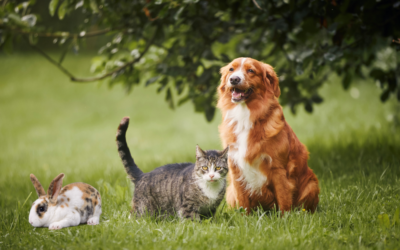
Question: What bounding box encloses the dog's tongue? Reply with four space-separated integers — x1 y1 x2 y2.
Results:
232 88 244 98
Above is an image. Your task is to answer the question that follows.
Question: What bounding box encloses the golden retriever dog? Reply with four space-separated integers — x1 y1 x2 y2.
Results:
217 57 320 213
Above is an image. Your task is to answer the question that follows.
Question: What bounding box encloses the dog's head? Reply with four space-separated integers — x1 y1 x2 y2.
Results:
218 58 280 104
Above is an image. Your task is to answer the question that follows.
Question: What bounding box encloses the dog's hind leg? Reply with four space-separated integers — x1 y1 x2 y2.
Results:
270 168 295 213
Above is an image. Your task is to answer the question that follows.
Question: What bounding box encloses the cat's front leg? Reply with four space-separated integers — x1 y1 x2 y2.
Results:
178 206 200 221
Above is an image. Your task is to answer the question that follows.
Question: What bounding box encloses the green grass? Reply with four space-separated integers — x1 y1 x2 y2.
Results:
0 53 399 249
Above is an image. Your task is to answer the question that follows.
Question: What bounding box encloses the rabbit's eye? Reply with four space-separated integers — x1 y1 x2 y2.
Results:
36 203 47 215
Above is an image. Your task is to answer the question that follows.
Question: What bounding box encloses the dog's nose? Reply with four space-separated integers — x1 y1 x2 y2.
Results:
230 76 241 85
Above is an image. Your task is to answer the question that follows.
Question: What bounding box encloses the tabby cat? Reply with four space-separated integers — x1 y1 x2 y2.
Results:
116 117 229 220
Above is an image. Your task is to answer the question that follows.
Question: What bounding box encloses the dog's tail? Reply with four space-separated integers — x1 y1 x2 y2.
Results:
116 117 143 184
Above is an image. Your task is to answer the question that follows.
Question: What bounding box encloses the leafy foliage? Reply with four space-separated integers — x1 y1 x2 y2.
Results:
1 0 399 120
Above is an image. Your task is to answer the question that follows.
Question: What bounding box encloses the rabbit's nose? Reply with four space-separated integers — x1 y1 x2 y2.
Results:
30 221 33 225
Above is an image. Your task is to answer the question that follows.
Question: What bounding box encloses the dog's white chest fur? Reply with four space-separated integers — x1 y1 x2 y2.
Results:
225 103 268 195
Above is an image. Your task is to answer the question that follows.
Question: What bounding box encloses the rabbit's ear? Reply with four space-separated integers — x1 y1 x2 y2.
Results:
30 174 46 197
47 173 64 202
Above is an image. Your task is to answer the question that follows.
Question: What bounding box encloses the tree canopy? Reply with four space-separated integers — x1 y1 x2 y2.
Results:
1 0 399 121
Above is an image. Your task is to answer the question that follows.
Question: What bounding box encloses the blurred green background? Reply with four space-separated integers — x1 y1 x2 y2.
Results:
0 52 399 249
1 0 400 248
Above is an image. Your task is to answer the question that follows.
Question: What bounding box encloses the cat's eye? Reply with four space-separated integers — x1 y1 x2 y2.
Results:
215 167 221 171
202 166 208 170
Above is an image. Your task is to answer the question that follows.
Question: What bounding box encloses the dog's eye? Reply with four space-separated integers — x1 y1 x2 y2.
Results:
202 166 208 170
248 69 255 73
229 68 234 72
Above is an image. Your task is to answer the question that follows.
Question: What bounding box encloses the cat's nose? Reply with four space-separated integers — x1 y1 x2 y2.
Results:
209 174 214 179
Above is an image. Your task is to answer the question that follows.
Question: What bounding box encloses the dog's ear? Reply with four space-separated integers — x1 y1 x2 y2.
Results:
262 63 280 98
218 65 230 94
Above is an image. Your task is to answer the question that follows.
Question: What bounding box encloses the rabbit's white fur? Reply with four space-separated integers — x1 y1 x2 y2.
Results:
29 173 102 230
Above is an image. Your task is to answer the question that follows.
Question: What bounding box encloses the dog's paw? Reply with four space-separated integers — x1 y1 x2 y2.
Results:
49 222 63 230
87 217 99 225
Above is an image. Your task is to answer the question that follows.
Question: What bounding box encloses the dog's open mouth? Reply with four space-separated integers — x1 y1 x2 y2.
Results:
231 88 252 102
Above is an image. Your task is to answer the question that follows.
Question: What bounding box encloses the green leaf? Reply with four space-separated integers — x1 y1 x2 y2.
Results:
146 76 160 86
165 88 175 109
174 7 184 20
377 214 390 229
393 208 400 226
311 94 323 104
157 77 168 93
202 217 212 224
342 73 351 90
58 0 67 20
178 96 190 106
220 53 230 63
204 105 215 122
304 100 313 113
90 56 105 73
157 6 169 19
380 89 390 102
90 0 99 13
175 80 184 95
7 13 24 25
370 69 385 83
296 64 303 76
49 0 59 16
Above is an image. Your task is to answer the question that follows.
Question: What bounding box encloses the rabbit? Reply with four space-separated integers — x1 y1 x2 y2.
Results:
29 173 102 230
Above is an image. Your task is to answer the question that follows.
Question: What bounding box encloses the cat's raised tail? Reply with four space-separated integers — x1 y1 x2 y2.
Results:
116 117 143 184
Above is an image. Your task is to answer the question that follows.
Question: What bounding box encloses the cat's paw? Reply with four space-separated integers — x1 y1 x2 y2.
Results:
87 217 99 225
49 222 63 230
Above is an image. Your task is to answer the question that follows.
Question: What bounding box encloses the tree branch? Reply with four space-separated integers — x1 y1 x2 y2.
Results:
2 26 114 38
26 33 157 83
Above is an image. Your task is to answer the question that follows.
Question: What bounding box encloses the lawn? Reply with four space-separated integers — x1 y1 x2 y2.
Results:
0 53 399 249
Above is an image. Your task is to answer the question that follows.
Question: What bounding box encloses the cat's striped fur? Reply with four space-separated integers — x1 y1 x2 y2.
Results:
116 117 229 220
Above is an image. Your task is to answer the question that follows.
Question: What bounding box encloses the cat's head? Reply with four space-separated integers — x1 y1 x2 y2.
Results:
194 145 229 183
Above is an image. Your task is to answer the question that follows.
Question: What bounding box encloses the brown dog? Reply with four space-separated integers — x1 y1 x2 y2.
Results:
217 57 320 213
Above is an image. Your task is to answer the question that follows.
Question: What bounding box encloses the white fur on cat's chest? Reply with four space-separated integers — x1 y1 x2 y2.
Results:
225 103 268 195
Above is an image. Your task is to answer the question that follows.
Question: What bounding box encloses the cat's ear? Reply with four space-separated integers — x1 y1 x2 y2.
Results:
218 146 229 159
196 145 206 159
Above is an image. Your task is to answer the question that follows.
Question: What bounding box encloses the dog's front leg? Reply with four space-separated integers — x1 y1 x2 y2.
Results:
226 170 238 208
270 167 294 213
226 161 254 212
